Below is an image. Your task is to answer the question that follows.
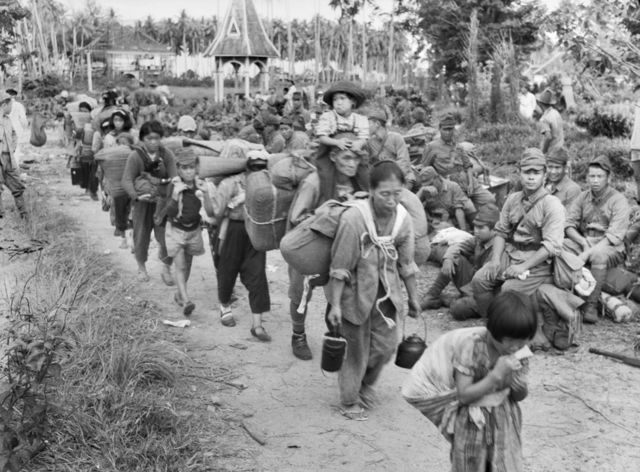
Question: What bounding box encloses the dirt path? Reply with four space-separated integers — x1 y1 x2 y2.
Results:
11 140 640 471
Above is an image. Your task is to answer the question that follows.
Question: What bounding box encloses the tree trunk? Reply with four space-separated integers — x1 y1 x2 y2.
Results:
287 20 294 77
314 15 320 85
346 18 353 80
466 9 480 129
32 0 49 73
388 19 394 83
490 61 503 123
361 4 367 85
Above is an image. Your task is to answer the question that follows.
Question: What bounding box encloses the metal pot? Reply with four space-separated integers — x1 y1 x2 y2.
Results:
321 330 347 372
395 315 427 369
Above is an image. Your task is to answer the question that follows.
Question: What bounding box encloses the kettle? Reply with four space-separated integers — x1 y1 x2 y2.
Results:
395 315 427 369
321 327 347 372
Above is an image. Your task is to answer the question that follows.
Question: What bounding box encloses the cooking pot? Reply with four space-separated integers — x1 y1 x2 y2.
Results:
395 314 427 369
321 328 347 372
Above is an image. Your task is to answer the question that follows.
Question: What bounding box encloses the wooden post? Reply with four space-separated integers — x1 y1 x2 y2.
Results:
86 51 93 92
264 59 270 93
388 18 394 84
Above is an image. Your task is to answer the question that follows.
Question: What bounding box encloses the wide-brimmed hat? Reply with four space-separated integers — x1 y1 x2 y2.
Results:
536 88 557 106
323 81 366 108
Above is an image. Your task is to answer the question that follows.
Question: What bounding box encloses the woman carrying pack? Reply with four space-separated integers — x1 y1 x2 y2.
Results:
327 161 421 420
287 139 369 361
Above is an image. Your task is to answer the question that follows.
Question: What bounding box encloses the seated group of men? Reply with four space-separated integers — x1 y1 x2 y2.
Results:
416 114 632 351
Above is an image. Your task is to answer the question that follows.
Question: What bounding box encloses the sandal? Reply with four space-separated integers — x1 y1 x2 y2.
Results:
339 406 368 421
174 292 184 307
220 306 236 327
250 325 272 342
160 265 176 287
183 301 195 316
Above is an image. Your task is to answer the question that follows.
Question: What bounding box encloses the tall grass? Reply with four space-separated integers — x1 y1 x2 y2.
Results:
1 189 231 471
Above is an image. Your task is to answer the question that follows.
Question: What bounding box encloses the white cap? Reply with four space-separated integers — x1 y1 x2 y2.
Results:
177 115 197 132
60 90 69 98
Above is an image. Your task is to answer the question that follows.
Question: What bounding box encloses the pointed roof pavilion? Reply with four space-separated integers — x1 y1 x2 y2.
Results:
204 0 279 59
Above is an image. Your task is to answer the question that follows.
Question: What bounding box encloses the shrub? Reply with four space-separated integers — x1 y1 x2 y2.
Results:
574 103 633 139
22 74 69 98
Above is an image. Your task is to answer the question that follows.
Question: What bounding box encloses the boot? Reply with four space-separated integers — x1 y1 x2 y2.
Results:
539 301 571 350
450 296 480 321
292 333 312 360
583 267 607 325
420 272 450 310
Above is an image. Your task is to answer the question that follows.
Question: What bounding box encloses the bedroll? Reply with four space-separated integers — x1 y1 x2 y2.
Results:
268 150 316 191
245 170 295 252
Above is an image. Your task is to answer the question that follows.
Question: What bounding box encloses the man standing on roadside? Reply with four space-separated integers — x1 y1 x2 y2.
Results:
0 90 26 219
537 88 564 154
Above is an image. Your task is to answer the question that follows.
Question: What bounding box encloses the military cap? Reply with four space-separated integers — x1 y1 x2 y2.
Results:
588 155 612 173
546 147 569 166
439 113 456 129
473 203 500 228
175 147 198 166
177 115 197 132
419 166 439 182
520 148 546 171
367 109 388 125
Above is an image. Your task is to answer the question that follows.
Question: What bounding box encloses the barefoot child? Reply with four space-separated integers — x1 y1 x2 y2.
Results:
164 148 208 316
402 291 535 472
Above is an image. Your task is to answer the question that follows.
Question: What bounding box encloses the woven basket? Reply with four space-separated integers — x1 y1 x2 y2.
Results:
268 152 316 191
244 170 294 251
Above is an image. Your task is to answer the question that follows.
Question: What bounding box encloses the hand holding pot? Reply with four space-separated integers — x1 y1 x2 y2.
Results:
328 306 342 328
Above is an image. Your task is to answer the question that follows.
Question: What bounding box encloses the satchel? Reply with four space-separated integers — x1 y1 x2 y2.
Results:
553 250 585 291
602 267 639 296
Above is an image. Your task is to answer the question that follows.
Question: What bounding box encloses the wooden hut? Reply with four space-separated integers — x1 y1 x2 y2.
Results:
204 0 279 100
92 26 174 81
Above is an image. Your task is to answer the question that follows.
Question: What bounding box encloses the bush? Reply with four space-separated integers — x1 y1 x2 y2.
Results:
574 103 633 139
22 74 69 98
570 137 631 181
463 122 540 174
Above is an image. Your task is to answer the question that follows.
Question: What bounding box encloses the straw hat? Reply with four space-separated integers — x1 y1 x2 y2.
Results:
323 81 366 108
536 88 557 106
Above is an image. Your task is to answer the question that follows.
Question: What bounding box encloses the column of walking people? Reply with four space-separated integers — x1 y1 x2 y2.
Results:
60 81 637 472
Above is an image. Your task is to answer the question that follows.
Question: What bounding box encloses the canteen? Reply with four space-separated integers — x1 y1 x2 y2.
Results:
395 315 428 369
321 330 347 372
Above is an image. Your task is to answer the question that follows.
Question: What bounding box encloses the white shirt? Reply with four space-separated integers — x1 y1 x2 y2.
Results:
519 92 537 120
9 100 28 137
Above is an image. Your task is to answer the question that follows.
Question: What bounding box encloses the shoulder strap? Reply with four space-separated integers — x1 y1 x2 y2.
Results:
352 199 407 241
513 191 550 230
133 145 153 171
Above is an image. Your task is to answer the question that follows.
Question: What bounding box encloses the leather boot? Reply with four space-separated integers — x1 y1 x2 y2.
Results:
420 272 450 310
584 267 607 324
290 301 312 360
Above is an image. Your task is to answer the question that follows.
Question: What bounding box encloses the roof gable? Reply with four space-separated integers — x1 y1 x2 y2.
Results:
96 26 172 54
204 0 279 58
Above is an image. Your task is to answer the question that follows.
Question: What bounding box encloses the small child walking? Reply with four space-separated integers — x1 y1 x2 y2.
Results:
163 148 209 316
402 291 536 472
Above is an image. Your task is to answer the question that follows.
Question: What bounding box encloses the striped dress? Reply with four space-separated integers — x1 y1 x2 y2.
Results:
402 327 528 472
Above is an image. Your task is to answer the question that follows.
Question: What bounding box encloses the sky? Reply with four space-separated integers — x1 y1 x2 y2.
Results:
57 0 562 24
58 0 395 23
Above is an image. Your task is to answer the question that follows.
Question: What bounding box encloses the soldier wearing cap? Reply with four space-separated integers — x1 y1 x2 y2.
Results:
471 148 565 322
421 114 496 212
417 166 475 231
286 91 311 132
421 203 500 313
280 116 310 152
537 88 564 154
177 115 198 139
544 147 581 207
366 109 415 186
0 89 25 218
258 113 285 153
564 155 630 324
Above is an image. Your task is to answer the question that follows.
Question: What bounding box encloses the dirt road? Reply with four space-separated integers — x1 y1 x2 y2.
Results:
7 139 640 471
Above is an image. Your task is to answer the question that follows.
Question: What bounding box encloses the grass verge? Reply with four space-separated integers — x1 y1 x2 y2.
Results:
1 188 253 472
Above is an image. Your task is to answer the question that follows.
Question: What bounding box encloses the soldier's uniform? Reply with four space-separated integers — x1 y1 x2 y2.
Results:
421 114 495 211
471 149 565 317
563 155 630 323
545 148 581 207
418 166 475 228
